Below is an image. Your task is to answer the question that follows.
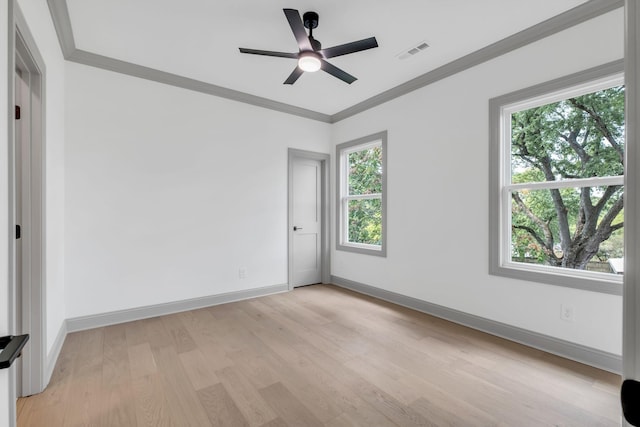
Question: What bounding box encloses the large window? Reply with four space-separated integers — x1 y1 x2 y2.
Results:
336 131 387 257
489 63 624 294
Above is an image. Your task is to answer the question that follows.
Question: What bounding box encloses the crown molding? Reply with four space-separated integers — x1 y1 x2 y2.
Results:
66 49 333 123
331 0 623 122
47 0 623 124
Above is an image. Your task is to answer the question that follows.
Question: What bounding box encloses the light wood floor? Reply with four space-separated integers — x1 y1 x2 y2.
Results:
17 284 621 426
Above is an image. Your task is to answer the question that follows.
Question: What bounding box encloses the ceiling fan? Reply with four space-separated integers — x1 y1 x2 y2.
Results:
239 9 378 85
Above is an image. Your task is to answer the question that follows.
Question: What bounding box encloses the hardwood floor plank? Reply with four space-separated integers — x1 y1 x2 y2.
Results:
142 317 174 350
197 383 249 427
98 382 137 427
161 313 197 354
102 324 130 387
258 417 289 427
62 359 104 426
127 342 157 379
17 284 621 427
152 345 212 426
258 382 323 427
131 374 175 427
215 366 278 427
178 348 220 391
225 348 281 390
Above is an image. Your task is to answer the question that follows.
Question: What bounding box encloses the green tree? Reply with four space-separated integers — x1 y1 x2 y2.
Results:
348 146 382 245
510 85 624 270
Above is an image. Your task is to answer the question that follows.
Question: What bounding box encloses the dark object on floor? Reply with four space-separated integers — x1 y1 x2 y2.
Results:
622 379 640 426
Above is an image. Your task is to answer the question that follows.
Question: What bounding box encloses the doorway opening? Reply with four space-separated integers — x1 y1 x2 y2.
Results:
288 149 330 289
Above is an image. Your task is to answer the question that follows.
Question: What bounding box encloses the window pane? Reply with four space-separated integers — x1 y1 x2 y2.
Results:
511 186 623 273
348 146 382 195
348 198 382 245
510 85 624 184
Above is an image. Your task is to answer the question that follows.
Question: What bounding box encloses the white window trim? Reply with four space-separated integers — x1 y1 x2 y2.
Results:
336 131 387 257
489 60 624 295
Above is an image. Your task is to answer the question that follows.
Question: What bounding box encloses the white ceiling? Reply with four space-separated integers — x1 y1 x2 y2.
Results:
65 0 588 115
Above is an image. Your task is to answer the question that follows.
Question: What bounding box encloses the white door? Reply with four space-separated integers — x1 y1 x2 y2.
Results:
291 157 322 287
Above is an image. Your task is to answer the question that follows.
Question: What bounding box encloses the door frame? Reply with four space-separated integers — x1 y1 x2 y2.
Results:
288 148 330 290
8 0 47 404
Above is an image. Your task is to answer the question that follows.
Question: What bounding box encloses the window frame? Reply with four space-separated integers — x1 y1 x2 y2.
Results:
336 131 387 257
489 61 624 295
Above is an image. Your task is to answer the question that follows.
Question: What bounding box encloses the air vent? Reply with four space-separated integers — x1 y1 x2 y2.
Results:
396 41 429 60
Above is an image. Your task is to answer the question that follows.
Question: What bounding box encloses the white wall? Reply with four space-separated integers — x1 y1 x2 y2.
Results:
64 63 331 318
17 0 67 360
331 10 625 355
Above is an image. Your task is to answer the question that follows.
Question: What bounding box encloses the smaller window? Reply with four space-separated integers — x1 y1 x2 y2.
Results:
336 132 387 257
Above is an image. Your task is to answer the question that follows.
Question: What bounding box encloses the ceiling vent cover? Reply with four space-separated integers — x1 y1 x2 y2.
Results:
396 41 429 60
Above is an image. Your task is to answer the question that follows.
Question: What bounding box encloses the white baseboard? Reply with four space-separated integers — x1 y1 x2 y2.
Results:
66 283 289 333
331 275 621 374
45 319 67 385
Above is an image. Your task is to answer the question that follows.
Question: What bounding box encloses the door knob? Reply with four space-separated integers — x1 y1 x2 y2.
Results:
293 226 303 231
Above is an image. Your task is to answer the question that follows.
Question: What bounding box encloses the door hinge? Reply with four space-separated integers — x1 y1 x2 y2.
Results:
16 224 21 239
15 105 20 120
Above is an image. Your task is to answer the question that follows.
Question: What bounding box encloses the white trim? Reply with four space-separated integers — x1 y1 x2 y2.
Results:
66 284 288 333
342 140 381 155
503 74 624 114
503 260 623 285
287 149 331 289
44 320 66 384
340 241 383 252
6 4 17 424
343 193 382 201
331 275 622 374
506 175 624 191
624 0 640 395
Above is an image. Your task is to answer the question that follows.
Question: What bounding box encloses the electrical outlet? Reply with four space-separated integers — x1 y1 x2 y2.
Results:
239 267 246 279
560 304 575 322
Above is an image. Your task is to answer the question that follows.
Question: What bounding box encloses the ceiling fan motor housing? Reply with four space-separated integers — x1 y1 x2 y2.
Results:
303 11 319 29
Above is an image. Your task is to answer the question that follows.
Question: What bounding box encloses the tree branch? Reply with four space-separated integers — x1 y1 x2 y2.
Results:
512 225 557 259
512 192 555 250
597 194 624 235
568 98 624 165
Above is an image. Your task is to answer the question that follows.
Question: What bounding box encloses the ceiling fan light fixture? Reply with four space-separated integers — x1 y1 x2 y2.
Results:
298 53 321 72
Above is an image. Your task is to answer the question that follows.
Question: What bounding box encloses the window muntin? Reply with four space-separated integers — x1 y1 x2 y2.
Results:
337 132 387 256
491 68 624 294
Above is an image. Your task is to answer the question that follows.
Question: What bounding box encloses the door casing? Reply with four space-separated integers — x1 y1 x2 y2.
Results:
288 148 330 290
7 1 47 409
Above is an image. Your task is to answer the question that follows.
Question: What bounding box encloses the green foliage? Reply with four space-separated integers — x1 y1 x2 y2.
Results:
510 85 624 269
347 146 383 245
348 199 382 245
349 147 382 195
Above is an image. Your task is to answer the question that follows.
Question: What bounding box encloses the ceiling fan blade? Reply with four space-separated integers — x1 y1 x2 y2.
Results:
239 48 298 59
284 66 304 85
319 37 379 59
320 60 357 84
283 9 312 51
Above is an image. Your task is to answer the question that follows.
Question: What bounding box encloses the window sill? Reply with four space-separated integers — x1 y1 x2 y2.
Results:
490 262 622 295
337 243 386 257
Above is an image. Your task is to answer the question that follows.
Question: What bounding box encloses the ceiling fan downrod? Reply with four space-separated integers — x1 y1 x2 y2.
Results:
303 11 321 51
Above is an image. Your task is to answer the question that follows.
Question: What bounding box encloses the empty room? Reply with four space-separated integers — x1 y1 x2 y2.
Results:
2 0 640 426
